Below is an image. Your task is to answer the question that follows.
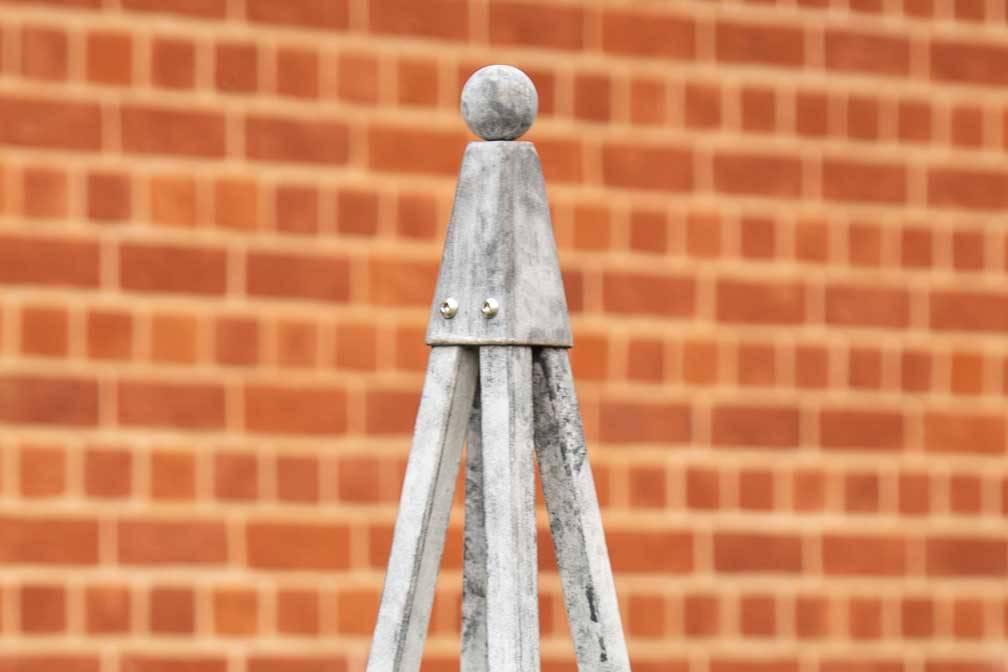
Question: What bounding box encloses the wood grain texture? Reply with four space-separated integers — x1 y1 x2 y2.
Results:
533 347 631 672
367 346 478 672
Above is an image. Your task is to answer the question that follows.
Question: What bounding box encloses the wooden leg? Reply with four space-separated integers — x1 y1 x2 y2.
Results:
460 391 487 672
367 346 479 672
533 348 631 672
479 346 540 672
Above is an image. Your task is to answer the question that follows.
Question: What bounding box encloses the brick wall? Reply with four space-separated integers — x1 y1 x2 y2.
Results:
1 0 1007 671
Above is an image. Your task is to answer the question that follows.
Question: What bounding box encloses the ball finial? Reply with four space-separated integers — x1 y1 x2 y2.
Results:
460 65 538 141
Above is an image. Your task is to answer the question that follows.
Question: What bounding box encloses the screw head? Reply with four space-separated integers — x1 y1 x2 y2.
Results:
440 297 459 319
481 298 499 319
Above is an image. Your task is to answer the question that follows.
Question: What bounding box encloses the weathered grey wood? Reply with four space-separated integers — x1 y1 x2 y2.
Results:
367 346 479 672
425 141 572 348
460 393 487 672
479 346 540 672
532 348 631 672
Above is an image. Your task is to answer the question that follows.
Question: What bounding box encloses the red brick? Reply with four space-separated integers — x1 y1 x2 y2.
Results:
949 473 982 514
215 42 257 93
84 448 131 498
931 39 1008 86
738 469 774 510
713 151 802 198
847 96 880 141
599 400 691 444
602 9 694 60
924 412 1004 455
20 305 68 357
276 457 319 503
717 279 804 324
213 452 257 501
275 184 319 235
928 167 1008 210
85 585 131 633
86 31 132 85
950 105 983 148
825 285 909 328
629 78 667 127
365 389 419 435
684 592 719 637
122 105 226 158
0 657 98 672
686 467 719 510
118 380 226 430
0 375 98 426
20 166 66 219
627 338 664 383
149 312 201 364
950 352 983 396
901 597 934 637
87 171 130 221
151 37 195 89
86 309 131 360
931 290 1008 332
121 243 227 296
397 58 438 107
150 451 196 501
899 472 931 515
684 83 721 129
601 142 692 192
213 589 257 635
739 216 775 259
396 192 437 239
711 660 799 672
574 73 611 123
246 251 349 303
606 530 693 573
793 469 826 512
740 594 775 637
369 125 467 175
20 26 68 81
716 20 804 67
820 409 904 451
335 52 378 104
795 595 829 638
845 470 880 512
712 405 800 449
796 90 829 137
18 445 65 497
740 86 775 133
714 532 802 573
335 188 378 236
213 178 258 230
925 536 1007 576
822 535 906 575
246 115 349 164
823 159 906 204
898 98 932 143
247 658 345 672
277 590 319 634
118 520 227 565
369 0 467 41
952 598 984 639
602 272 694 317
244 384 347 435
214 316 259 366
0 96 101 151
247 0 348 29
490 2 583 50
246 522 349 570
825 29 910 76
848 597 883 639
276 47 318 99
120 657 226 672
338 457 380 503
952 230 984 271
0 516 99 564
150 587 194 634
20 585 65 633
123 0 226 18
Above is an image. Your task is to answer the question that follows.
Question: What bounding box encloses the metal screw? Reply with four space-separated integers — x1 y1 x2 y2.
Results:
481 298 499 318
440 297 459 319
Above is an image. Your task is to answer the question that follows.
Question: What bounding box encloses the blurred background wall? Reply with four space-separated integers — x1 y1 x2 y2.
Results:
1 0 1007 671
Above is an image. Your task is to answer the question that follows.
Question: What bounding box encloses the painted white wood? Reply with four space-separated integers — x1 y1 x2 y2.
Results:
460 395 488 672
479 346 541 672
533 348 631 672
367 346 479 672
425 141 572 348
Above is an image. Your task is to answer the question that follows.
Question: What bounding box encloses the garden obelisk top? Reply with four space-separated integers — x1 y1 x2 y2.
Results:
367 64 631 672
